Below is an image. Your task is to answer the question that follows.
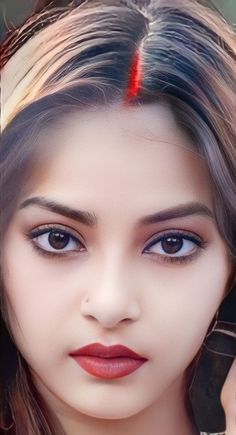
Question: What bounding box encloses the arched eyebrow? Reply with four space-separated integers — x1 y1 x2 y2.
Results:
19 196 97 227
19 196 215 227
138 202 214 225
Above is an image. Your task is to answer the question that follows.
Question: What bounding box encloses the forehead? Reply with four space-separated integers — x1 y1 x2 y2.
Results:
48 102 195 149
28 103 213 212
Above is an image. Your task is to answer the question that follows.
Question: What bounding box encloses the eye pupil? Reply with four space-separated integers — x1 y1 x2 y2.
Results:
48 231 69 249
162 236 183 254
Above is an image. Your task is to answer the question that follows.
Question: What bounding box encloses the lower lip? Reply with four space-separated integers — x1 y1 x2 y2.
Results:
71 356 147 379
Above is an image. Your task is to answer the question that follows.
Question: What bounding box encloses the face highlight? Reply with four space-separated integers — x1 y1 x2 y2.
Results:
2 103 232 426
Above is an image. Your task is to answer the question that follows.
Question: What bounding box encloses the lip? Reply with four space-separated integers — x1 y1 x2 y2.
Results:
69 342 148 379
69 342 146 359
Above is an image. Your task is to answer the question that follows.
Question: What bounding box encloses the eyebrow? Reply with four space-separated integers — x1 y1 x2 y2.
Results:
19 196 215 227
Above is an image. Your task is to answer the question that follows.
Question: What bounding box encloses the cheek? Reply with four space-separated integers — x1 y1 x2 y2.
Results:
4 277 59 367
147 251 229 371
2 244 64 365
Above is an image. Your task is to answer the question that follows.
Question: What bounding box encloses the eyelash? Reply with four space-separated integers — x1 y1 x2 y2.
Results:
25 224 208 265
143 230 207 264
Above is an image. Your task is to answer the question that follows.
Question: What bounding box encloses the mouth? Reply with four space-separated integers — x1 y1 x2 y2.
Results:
69 342 148 379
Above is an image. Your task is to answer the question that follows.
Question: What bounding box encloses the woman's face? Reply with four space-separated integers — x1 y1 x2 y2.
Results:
2 103 232 421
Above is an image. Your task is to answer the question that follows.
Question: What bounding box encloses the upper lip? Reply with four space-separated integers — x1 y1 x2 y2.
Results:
69 342 148 360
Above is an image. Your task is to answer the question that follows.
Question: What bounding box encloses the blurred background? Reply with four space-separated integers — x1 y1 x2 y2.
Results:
0 0 236 41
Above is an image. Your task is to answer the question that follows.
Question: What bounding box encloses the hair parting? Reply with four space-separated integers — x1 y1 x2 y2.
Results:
125 49 143 101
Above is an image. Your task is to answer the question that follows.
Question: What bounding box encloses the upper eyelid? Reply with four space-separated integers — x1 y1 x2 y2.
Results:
29 225 204 248
30 223 84 241
144 229 203 247
30 224 200 237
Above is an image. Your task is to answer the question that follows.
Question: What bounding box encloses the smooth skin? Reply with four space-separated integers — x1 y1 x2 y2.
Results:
2 103 235 435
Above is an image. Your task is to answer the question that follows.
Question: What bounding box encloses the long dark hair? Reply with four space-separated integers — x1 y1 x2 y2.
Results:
1 0 236 433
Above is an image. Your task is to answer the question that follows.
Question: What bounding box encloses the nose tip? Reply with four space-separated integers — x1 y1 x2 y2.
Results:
81 294 140 329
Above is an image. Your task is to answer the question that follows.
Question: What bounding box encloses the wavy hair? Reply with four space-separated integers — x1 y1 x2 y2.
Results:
1 0 236 433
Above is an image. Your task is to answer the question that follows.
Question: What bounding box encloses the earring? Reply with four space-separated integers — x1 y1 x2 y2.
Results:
203 288 236 358
0 420 14 431
204 309 219 340
189 283 236 433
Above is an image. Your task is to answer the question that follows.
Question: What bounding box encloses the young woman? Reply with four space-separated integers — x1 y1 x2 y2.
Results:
1 1 235 434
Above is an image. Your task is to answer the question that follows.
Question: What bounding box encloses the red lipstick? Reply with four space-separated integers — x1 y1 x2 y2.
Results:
69 343 148 379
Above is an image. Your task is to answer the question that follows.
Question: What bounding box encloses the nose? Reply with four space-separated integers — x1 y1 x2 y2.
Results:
80 258 141 329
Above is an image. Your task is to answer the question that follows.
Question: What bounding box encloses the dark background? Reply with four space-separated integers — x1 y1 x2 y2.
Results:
1 0 236 41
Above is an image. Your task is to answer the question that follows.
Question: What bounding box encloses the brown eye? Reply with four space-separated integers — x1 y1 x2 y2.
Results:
144 231 204 261
161 236 183 254
28 225 85 255
48 230 70 249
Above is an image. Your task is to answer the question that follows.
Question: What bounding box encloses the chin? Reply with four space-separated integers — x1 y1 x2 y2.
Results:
73 401 147 420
